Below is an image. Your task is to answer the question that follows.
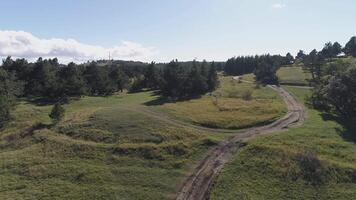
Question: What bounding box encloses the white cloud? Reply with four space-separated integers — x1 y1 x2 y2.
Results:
272 3 286 9
0 30 157 63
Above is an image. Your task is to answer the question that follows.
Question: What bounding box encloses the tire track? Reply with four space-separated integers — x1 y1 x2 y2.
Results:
175 86 305 200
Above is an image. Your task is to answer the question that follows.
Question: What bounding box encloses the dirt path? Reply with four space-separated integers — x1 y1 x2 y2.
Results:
175 86 305 200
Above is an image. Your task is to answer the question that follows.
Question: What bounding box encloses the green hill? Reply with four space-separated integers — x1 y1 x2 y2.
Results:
0 76 285 199
277 65 311 86
210 86 356 200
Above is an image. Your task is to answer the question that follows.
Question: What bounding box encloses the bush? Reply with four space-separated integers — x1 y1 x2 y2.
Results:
49 103 65 124
241 89 253 101
295 151 323 185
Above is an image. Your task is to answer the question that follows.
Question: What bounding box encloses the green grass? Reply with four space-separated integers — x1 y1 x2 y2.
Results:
0 74 289 199
0 91 227 200
277 65 311 86
153 76 287 129
210 86 356 200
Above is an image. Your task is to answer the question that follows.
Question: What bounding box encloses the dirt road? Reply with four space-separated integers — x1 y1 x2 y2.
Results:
175 86 305 200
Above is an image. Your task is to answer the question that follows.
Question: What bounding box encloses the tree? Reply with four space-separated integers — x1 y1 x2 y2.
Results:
0 68 23 127
296 50 306 61
320 42 334 60
49 103 65 124
26 58 61 98
344 36 356 57
332 42 342 57
285 52 294 65
303 49 324 81
109 66 129 92
144 62 161 89
161 60 185 97
84 63 116 96
184 61 208 96
59 62 87 96
207 62 219 91
254 61 279 85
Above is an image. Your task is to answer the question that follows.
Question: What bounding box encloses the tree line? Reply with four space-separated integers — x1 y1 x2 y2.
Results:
224 54 292 84
0 57 218 126
300 36 356 119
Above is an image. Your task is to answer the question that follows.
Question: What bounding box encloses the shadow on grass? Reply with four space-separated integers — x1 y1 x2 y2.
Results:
24 96 82 106
144 91 203 106
320 113 356 143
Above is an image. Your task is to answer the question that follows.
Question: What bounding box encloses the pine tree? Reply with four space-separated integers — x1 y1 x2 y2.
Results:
207 62 219 91
344 36 356 57
49 103 65 125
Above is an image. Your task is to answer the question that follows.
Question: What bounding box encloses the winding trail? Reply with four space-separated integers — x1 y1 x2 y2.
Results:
175 85 305 200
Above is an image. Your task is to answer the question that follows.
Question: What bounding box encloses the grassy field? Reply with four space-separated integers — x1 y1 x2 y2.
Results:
154 76 287 129
210 86 356 200
0 75 286 199
0 92 229 200
277 65 311 86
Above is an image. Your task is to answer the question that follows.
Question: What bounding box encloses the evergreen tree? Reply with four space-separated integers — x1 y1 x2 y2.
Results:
161 60 185 97
59 62 87 96
207 62 219 91
84 63 116 96
303 49 325 81
144 62 161 89
254 61 278 85
332 42 342 57
0 68 23 127
49 103 65 124
109 66 129 92
296 50 306 61
320 42 334 60
285 53 294 64
184 61 208 96
344 36 356 57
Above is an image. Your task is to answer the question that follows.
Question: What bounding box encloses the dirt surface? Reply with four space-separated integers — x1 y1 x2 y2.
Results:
175 85 305 200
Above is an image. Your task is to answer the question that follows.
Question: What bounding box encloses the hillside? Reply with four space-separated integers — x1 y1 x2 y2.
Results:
277 65 311 86
210 86 356 199
0 76 285 199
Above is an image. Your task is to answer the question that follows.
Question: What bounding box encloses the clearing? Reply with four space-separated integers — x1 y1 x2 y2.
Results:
0 76 285 199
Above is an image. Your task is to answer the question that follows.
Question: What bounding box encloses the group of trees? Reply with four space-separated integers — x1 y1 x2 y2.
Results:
298 36 356 119
0 57 219 126
1 57 134 99
309 60 356 118
0 68 23 127
159 60 218 98
224 54 288 84
0 57 142 126
141 60 218 98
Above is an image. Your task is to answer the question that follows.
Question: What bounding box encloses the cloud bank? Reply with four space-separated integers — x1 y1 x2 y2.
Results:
272 3 286 9
0 30 157 63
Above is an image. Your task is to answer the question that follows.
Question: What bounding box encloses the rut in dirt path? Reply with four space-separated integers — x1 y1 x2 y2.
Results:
175 85 305 200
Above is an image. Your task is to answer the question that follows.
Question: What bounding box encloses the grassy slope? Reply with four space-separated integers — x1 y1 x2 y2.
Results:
210 87 356 200
0 92 227 200
277 65 311 86
154 76 286 129
0 75 286 200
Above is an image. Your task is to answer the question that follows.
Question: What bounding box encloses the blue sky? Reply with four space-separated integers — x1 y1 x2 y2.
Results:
0 0 355 63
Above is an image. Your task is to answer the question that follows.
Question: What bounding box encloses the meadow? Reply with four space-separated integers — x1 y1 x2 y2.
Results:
0 76 285 199
154 76 287 129
277 65 311 86
210 86 356 200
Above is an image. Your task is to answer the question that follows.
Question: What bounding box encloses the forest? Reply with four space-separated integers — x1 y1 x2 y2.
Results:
0 58 218 127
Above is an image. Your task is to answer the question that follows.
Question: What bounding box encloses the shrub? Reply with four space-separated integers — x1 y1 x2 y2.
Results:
295 151 323 185
241 89 253 101
49 103 65 124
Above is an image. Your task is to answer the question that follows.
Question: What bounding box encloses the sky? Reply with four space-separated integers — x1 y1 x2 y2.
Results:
0 0 355 63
